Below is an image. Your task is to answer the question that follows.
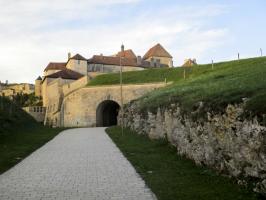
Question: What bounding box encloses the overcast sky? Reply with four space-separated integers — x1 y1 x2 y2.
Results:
0 0 265 83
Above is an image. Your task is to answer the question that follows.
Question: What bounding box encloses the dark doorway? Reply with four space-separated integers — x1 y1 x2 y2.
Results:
96 100 120 127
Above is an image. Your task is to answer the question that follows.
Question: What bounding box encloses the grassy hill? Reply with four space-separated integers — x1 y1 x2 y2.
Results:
88 57 266 123
0 96 37 133
0 96 63 174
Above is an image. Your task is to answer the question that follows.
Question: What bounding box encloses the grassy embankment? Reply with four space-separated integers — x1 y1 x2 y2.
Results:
0 96 63 174
88 57 266 122
107 126 262 200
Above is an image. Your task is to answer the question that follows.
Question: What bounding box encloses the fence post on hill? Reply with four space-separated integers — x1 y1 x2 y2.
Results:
238 53 240 61
120 44 124 136
260 48 263 57
212 60 214 70
0 96 2 110
183 67 186 79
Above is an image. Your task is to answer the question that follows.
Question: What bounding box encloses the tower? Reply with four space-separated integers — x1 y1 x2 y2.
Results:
35 76 42 97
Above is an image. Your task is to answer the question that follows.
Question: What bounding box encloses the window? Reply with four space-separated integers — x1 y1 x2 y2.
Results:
77 60 80 65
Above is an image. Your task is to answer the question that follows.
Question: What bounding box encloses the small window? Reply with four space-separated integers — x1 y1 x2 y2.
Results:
78 60 80 65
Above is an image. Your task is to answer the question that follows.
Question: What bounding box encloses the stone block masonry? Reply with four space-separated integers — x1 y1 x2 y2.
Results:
121 101 266 195
0 128 156 200
61 82 168 127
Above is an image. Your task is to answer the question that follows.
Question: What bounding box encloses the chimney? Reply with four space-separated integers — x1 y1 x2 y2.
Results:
121 44 125 52
5 80 8 85
68 52 71 60
137 56 142 65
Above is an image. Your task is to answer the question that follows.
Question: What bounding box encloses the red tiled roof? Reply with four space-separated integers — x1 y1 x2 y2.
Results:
44 62 66 72
70 54 87 60
116 49 137 59
45 69 84 80
143 43 172 60
88 55 138 66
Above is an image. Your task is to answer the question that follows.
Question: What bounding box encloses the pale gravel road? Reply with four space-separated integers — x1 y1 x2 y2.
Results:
0 128 156 200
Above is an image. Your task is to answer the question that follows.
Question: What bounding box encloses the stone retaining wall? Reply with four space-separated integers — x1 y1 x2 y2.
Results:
120 101 266 194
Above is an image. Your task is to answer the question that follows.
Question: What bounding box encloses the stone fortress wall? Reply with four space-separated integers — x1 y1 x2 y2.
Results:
120 101 266 194
61 82 168 127
23 106 46 122
62 76 89 96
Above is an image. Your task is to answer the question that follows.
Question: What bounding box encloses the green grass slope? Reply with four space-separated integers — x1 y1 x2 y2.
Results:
88 66 185 86
107 126 261 200
0 96 63 174
89 57 266 122
138 57 266 118
0 96 38 133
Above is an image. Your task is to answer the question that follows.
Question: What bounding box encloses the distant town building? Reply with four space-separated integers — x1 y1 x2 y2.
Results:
182 58 197 67
0 82 34 97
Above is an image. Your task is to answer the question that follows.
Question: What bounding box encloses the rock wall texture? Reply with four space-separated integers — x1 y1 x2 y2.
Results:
121 101 266 195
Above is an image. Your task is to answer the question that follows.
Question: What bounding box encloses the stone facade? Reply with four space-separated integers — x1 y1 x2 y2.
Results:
88 63 144 73
66 59 87 75
35 77 42 97
121 101 266 195
23 106 46 122
145 56 173 68
61 83 167 127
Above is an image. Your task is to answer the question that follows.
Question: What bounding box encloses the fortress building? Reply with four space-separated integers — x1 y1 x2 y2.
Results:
32 43 173 127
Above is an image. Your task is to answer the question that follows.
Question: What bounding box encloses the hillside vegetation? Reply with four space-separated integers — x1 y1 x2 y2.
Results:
88 57 266 121
107 126 260 200
0 96 37 133
0 96 63 174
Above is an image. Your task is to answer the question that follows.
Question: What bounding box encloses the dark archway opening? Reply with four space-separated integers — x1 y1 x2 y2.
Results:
96 100 120 127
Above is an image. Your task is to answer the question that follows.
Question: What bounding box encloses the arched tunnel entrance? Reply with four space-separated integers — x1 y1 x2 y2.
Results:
96 100 120 127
